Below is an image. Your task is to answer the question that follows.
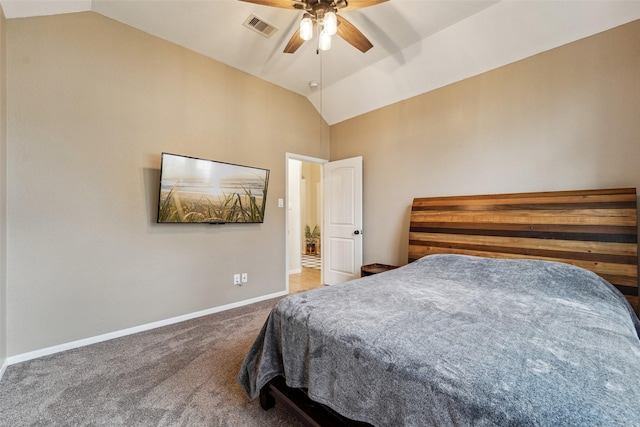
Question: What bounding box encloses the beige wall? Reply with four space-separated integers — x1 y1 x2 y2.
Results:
0 5 7 369
5 11 640 359
331 19 640 267
6 12 329 356
301 162 321 254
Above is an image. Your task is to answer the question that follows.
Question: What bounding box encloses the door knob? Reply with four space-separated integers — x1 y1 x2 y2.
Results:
354 230 362 235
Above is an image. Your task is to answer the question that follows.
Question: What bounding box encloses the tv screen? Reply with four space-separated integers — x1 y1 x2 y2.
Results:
157 153 270 224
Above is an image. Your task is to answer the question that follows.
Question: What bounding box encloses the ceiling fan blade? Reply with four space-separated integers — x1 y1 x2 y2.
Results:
238 0 305 10
340 0 388 12
283 27 306 53
336 15 373 53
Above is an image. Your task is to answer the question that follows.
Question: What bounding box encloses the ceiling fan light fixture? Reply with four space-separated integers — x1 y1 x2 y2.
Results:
318 30 332 51
241 0 382 54
300 14 313 41
324 11 337 36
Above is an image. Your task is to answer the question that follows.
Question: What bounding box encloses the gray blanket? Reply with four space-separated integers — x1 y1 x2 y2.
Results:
238 254 640 426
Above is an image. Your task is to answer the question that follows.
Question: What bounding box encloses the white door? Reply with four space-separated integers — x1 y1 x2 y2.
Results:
323 156 363 285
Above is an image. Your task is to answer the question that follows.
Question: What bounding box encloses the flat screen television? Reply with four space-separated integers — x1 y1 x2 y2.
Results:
157 152 270 224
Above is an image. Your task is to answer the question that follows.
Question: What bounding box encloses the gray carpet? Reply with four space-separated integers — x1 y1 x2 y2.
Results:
0 297 304 426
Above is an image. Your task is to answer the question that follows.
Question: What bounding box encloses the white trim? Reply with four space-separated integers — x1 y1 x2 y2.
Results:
0 359 7 381
289 268 302 275
5 291 286 366
285 153 328 293
286 152 328 165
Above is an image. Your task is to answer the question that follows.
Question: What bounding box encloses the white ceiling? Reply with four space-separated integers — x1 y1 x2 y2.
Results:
2 1 640 125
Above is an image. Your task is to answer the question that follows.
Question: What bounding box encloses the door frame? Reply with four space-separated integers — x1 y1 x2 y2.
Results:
285 153 328 293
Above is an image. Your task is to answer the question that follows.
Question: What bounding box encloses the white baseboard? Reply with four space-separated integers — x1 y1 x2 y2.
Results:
289 268 302 274
0 358 7 381
5 291 287 367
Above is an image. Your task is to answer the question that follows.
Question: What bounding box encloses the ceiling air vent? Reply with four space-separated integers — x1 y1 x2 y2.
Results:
243 14 278 38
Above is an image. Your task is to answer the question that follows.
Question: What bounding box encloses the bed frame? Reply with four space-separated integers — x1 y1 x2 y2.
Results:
260 187 638 426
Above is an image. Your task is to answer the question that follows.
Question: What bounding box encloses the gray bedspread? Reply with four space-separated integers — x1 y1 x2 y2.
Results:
238 254 640 426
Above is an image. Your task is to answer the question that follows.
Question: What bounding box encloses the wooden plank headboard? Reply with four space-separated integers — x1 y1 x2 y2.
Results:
409 188 639 313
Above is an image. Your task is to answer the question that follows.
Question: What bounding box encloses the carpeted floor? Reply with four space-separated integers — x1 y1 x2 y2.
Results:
0 297 304 427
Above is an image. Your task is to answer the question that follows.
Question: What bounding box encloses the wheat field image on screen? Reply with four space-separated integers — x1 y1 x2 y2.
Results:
158 155 269 223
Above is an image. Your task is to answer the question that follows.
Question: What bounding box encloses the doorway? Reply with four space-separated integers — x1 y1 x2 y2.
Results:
286 154 326 294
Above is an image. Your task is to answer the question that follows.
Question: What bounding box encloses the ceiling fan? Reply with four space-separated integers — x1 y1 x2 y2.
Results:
240 0 388 53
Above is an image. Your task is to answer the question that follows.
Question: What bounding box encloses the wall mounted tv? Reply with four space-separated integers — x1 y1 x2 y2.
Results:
157 153 270 224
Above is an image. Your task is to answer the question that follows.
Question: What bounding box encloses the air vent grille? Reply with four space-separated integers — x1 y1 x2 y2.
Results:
243 14 278 38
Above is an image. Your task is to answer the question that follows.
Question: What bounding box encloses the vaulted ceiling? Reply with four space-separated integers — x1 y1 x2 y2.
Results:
3 1 640 124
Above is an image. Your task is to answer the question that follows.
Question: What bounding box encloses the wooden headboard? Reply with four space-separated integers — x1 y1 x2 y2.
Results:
409 188 639 313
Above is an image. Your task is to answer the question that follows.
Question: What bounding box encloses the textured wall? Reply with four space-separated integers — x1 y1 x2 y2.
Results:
331 20 640 267
6 12 329 356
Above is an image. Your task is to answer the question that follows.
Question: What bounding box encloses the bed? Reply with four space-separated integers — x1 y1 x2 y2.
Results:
238 188 640 426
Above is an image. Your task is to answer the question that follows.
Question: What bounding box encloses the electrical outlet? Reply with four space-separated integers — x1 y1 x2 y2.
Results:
242 273 248 283
234 273 241 285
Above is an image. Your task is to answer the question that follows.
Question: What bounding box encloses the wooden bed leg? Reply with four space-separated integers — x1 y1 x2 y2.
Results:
259 384 276 410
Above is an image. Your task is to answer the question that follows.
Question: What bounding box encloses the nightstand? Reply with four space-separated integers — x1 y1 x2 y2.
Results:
360 263 399 277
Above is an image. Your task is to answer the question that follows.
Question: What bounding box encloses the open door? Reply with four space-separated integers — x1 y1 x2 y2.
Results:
322 156 363 285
